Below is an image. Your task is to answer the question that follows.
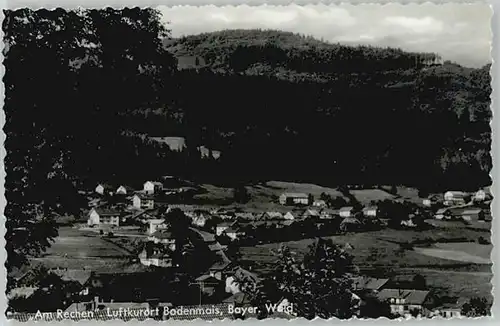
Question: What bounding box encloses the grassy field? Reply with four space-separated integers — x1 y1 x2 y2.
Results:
32 227 137 273
239 227 493 301
193 181 348 212
349 189 395 204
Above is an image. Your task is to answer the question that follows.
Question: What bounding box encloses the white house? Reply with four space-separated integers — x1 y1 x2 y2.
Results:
313 200 327 208
143 181 164 194
148 230 176 250
283 212 295 220
474 189 491 202
148 218 167 235
95 184 112 195
444 191 468 206
431 304 462 318
302 209 320 219
320 209 336 219
377 289 430 317
216 222 232 236
87 208 121 227
339 206 354 218
362 206 377 217
116 185 133 195
422 199 432 207
435 208 449 220
460 209 484 222
224 226 244 240
132 194 155 210
262 211 284 220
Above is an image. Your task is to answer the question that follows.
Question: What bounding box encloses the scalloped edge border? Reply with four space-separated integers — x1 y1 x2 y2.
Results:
0 1 497 324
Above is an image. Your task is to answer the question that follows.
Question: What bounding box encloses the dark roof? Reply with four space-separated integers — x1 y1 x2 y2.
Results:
209 260 232 271
208 243 224 252
152 230 174 239
52 269 92 285
377 289 430 305
281 192 308 198
190 227 216 242
222 292 252 305
352 277 389 291
445 191 467 197
341 217 361 224
461 208 482 214
233 267 260 284
195 274 221 282
149 136 186 151
92 208 121 216
134 193 156 200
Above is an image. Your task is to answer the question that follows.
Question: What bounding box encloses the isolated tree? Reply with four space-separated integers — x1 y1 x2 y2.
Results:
359 292 392 319
3 8 176 283
273 238 359 319
461 297 490 317
413 274 427 290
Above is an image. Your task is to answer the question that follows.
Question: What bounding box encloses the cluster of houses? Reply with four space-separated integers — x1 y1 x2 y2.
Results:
87 178 182 227
424 189 492 208
9 180 492 320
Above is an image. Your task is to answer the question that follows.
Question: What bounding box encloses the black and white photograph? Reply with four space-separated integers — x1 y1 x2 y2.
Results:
2 2 494 321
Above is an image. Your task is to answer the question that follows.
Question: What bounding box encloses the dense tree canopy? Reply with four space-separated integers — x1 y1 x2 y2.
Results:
3 7 177 276
3 11 492 283
272 238 359 319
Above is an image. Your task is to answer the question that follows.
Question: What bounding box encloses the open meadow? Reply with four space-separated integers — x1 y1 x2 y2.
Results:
239 226 492 302
192 181 402 211
31 227 139 273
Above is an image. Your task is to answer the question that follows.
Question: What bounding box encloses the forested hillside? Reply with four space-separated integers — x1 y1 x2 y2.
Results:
159 30 491 191
4 11 491 231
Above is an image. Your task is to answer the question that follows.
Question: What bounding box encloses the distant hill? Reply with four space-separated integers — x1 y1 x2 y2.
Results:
164 29 443 78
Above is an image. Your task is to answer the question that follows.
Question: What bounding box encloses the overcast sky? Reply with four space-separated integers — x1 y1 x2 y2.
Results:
157 3 492 68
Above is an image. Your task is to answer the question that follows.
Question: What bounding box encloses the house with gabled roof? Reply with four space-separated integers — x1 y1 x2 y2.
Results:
143 181 164 194
377 288 431 317
460 208 485 222
148 230 176 250
362 206 377 217
319 208 337 219
149 136 187 152
116 185 134 195
313 199 327 208
132 193 155 210
351 276 389 293
262 211 283 220
434 208 450 220
216 221 233 236
302 209 320 219
224 226 245 240
95 183 113 195
444 191 468 206
339 206 354 218
340 216 361 232
87 208 122 227
279 192 311 206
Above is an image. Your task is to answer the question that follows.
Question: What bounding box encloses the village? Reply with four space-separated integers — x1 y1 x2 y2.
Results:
7 175 493 320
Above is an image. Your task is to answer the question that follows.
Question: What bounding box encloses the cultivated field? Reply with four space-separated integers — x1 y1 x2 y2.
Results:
349 189 395 204
239 227 493 302
31 227 138 273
